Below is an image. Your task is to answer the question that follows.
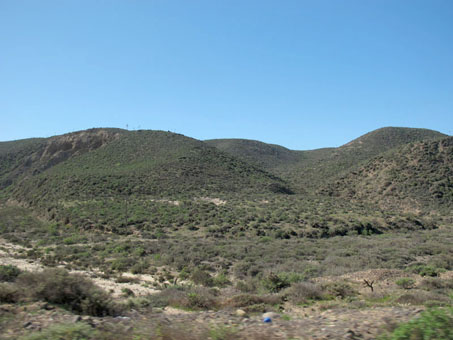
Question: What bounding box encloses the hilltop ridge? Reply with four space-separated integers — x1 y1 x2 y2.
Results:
205 138 300 169
206 127 447 193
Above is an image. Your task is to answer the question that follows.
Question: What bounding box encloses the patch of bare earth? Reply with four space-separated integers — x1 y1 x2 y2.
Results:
0 238 157 298
196 197 227 205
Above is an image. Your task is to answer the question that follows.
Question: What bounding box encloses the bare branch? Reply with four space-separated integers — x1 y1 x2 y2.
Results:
363 279 374 292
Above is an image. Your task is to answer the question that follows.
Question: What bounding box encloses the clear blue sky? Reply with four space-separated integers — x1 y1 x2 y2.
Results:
1 0 452 150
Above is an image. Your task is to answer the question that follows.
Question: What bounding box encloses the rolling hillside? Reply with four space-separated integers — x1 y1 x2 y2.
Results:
321 136 453 213
3 128 291 203
205 138 300 169
207 127 447 193
287 127 448 192
0 128 124 189
0 126 449 235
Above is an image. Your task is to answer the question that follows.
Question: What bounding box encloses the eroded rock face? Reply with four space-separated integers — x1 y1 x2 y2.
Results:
1 129 123 189
40 129 121 167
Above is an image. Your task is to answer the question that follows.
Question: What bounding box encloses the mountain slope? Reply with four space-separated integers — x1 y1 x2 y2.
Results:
205 138 300 169
320 136 453 213
5 129 291 205
205 128 447 192
338 127 447 158
2 127 446 200
0 128 124 189
0 127 447 235
278 127 447 192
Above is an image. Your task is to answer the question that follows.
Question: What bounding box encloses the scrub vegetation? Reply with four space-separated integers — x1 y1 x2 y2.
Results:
0 127 452 339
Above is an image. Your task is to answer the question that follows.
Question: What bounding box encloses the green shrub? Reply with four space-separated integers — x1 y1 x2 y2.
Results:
0 265 21 282
408 264 442 277
178 267 190 280
130 261 149 274
396 278 416 290
121 287 135 297
110 257 135 272
185 287 218 310
18 322 95 340
187 292 210 310
282 272 309 283
191 268 213 287
262 272 290 293
379 308 453 340
213 273 230 287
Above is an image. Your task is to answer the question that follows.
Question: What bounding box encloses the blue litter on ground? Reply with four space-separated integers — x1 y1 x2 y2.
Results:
263 317 272 323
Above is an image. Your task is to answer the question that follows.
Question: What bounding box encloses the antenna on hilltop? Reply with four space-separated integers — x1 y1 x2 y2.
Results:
126 124 129 130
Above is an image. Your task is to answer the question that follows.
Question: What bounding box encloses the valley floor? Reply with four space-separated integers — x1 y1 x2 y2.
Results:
1 237 451 340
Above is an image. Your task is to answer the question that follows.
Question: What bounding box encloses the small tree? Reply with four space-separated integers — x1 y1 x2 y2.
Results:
396 278 416 290
363 279 375 292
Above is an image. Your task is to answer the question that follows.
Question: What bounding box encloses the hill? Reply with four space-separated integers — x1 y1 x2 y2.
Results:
205 127 446 193
2 127 291 202
0 129 124 189
320 136 453 214
338 126 447 158
205 138 300 169
279 127 447 192
0 128 296 233
0 126 448 235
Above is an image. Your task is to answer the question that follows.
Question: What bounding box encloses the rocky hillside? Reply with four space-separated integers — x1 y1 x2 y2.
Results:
281 127 447 192
320 136 453 213
0 128 123 189
207 127 447 193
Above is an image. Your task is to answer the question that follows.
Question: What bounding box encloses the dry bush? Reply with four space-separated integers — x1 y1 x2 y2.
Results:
18 322 95 340
190 268 214 287
185 287 218 310
322 281 357 299
283 281 324 304
0 265 22 282
147 285 218 310
146 286 186 308
395 290 451 306
419 277 453 290
151 324 208 340
0 282 19 303
16 268 121 316
235 278 259 293
222 293 281 308
116 275 140 284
